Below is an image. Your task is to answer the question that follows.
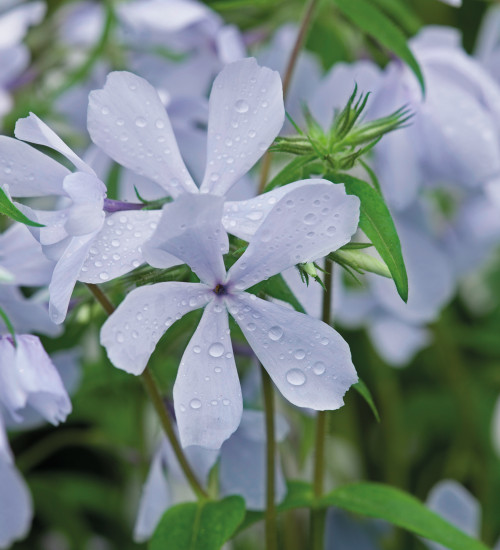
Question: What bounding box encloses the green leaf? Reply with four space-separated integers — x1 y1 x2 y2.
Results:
322 483 489 550
150 496 245 550
371 0 422 34
265 155 320 192
327 173 408 302
334 0 425 93
352 379 380 422
329 249 391 279
0 188 44 227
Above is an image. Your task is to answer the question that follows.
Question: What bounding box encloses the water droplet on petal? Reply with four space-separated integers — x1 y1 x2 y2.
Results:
190 398 202 410
234 99 249 113
209 343 224 357
135 117 147 127
313 361 326 375
155 119 165 129
268 326 283 341
304 213 317 225
116 331 124 343
99 272 109 281
286 369 306 386
101 106 110 115
294 349 306 360
193 345 201 354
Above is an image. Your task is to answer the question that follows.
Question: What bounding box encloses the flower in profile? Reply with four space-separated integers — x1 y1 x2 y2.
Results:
101 187 359 449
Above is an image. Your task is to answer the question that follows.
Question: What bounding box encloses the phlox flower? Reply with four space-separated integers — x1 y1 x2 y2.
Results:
102 186 359 449
134 409 288 542
0 114 163 324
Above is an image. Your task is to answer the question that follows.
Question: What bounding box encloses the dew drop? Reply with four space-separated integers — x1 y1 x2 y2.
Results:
190 398 202 410
116 331 124 343
155 119 165 129
222 399 230 406
116 118 124 126
214 367 222 373
101 106 110 115
189 297 198 307
193 345 201 354
99 272 109 281
313 361 326 375
135 117 147 127
294 349 306 360
234 99 249 113
327 226 336 235
208 343 224 357
247 323 256 332
132 331 138 339
304 213 317 225
111 239 120 247
268 326 283 341
286 369 306 386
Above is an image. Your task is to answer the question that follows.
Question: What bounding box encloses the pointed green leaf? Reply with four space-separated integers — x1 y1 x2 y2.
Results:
371 0 422 34
265 155 321 192
0 188 44 227
150 496 245 550
322 483 488 550
327 173 408 302
334 0 425 93
352 379 380 422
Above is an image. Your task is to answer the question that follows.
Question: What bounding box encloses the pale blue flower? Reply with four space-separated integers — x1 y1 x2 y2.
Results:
102 188 359 449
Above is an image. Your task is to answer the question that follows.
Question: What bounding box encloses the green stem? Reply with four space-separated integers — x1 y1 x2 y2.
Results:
258 0 320 193
261 364 278 550
310 260 333 550
86 283 208 500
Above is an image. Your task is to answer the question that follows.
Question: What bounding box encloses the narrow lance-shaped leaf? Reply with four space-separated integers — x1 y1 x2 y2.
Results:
0 188 44 227
334 0 425 93
327 173 408 302
352 379 380 422
149 496 245 550
322 483 489 550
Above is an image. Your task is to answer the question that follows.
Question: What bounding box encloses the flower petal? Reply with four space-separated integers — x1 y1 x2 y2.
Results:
15 113 92 174
0 462 32 549
227 293 357 410
0 136 69 197
87 71 197 197
199 58 284 196
227 181 360 291
219 409 287 510
174 301 242 449
0 1 45 49
133 450 171 543
101 282 212 375
79 210 164 283
222 179 315 241
15 335 72 425
0 415 12 465
49 233 96 324
144 194 228 286
0 338 26 419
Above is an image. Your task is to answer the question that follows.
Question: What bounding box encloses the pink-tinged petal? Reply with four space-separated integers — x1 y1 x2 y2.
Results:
133 451 171 543
174 301 242 449
368 315 431 367
87 71 197 197
222 179 315 241
100 282 212 375
144 194 227 287
0 136 69 197
227 293 357 410
0 462 32 549
200 58 284 196
49 233 96 324
63 172 106 237
15 335 72 425
15 113 92 174
79 210 163 283
227 181 360 291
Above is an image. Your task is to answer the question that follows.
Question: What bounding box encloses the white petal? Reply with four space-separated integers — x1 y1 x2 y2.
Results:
227 293 357 410
79 210 163 283
0 415 12 465
0 45 28 87
222 179 316 241
162 436 218 485
425 481 479 550
0 462 32 549
227 181 360 291
219 410 287 510
63 172 106 237
216 25 246 64
368 315 431 367
0 1 45 49
87 71 197 197
200 58 284 196
49 234 96 324
15 335 72 425
15 113 92 174
174 301 242 449
144 194 228 287
133 450 171 543
101 282 212 375
0 136 69 197
0 338 26 419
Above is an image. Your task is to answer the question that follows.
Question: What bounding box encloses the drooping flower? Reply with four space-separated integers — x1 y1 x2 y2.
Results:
134 409 288 542
102 187 359 449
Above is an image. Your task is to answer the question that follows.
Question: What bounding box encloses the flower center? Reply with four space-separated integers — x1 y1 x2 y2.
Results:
213 283 227 296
